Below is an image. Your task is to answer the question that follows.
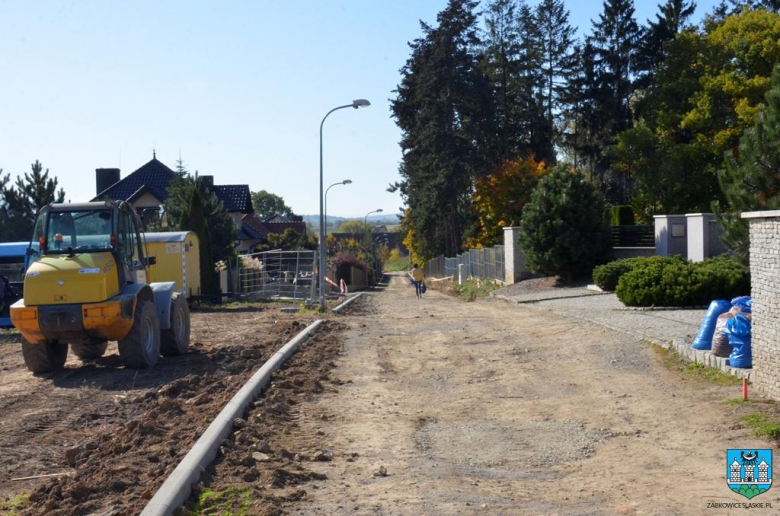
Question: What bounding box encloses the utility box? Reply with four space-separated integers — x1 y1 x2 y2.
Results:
144 232 201 298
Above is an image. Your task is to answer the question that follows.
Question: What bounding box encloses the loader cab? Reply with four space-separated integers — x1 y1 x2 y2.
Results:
27 201 151 289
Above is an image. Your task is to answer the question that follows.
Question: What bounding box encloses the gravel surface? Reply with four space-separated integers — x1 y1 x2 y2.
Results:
501 290 706 345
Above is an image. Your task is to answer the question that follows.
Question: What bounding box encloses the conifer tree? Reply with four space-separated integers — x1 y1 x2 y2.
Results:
536 0 577 155
590 0 639 167
516 2 550 161
519 165 612 281
482 0 523 161
3 161 65 241
164 165 236 264
391 0 493 258
0 172 9 241
180 184 219 296
636 0 696 86
714 66 780 265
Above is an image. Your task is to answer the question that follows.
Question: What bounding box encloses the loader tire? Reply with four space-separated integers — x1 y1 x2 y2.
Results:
161 294 190 356
71 340 108 360
118 300 160 369
22 338 68 374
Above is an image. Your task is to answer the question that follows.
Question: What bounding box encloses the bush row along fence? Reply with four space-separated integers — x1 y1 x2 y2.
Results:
424 245 505 283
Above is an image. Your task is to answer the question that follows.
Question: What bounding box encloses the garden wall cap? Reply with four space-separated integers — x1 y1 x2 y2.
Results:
653 214 686 219
741 210 780 219
685 213 714 217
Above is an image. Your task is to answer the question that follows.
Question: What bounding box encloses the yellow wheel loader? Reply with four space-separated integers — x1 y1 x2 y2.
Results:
10 200 191 373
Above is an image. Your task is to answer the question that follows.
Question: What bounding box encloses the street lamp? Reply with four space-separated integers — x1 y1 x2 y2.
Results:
319 100 370 309
325 179 352 237
364 208 383 230
364 209 383 285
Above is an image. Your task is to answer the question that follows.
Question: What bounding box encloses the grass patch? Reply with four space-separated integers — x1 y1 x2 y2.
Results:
384 256 410 272
740 414 780 440
652 346 741 386
452 278 500 302
684 362 742 385
0 493 29 515
189 487 253 516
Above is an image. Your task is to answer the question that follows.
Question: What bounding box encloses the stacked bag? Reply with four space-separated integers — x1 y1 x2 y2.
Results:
691 296 752 368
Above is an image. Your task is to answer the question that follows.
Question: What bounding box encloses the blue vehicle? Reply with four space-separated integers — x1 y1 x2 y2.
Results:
0 242 31 328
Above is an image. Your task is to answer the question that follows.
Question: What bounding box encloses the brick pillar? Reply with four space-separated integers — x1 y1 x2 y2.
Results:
743 211 780 399
503 226 531 284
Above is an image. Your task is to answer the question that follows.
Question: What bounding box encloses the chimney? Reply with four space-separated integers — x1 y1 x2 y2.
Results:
96 168 120 196
200 175 214 189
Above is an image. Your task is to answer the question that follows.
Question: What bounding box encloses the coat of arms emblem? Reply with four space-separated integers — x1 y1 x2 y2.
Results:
727 449 772 499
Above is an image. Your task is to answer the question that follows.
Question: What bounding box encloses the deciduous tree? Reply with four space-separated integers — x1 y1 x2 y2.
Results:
251 190 294 221
468 157 547 248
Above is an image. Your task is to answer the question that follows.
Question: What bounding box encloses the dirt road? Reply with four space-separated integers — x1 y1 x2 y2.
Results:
273 273 776 515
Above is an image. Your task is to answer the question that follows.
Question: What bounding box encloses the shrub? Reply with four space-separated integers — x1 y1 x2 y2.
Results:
694 255 751 301
610 205 634 226
331 252 367 272
519 165 612 281
593 256 682 291
615 255 750 307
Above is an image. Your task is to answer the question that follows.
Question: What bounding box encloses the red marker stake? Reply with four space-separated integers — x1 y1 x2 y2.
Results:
742 378 748 401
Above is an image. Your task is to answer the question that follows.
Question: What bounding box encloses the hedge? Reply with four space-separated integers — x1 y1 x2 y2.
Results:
613 255 750 307
593 256 682 291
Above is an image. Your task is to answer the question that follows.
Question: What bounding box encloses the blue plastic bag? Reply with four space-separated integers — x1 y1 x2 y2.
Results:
692 300 732 350
731 296 752 314
724 314 752 369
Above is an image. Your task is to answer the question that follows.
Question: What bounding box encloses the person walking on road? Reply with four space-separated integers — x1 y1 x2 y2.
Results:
410 264 425 298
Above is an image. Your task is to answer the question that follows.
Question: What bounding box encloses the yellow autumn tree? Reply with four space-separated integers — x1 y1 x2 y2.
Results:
400 208 424 266
467 157 547 248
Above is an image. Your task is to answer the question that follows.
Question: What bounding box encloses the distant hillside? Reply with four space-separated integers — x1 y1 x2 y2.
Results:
302 213 402 227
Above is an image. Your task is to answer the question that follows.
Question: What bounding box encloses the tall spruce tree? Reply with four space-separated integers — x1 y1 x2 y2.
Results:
710 0 779 22
391 0 493 258
714 66 780 265
565 42 610 177
517 2 551 161
636 0 696 87
536 0 577 157
590 0 640 171
481 0 523 161
3 161 65 241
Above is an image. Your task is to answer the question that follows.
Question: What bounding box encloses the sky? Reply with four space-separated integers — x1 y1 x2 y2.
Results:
1 0 720 218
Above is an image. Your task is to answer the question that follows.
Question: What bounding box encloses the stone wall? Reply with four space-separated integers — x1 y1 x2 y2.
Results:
743 211 780 399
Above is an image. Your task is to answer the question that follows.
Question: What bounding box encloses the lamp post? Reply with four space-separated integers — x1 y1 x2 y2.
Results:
319 100 370 309
325 180 352 238
364 209 383 285
364 209 383 232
